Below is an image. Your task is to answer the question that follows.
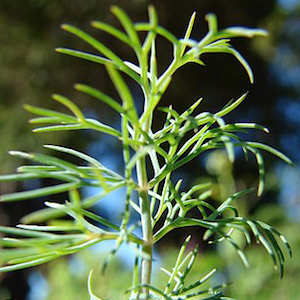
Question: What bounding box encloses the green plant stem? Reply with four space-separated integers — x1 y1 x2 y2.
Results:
136 157 153 295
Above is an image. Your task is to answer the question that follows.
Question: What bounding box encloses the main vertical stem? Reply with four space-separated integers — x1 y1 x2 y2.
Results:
136 157 153 293
137 55 154 295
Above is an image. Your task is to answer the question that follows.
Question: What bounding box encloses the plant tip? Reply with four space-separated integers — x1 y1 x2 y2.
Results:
258 29 269 37
110 5 118 13
191 11 196 19
60 24 69 30
45 201 56 208
73 83 82 90
90 21 98 28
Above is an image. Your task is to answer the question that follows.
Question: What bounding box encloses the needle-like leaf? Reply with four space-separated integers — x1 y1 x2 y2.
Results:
74 83 123 113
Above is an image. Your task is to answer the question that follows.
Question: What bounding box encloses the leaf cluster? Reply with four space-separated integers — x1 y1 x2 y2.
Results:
0 6 292 299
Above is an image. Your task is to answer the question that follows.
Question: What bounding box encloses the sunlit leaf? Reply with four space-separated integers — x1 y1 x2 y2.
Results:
24 104 77 123
106 64 139 125
0 181 80 202
91 21 131 46
180 12 196 57
52 94 86 122
74 83 123 113
111 6 141 50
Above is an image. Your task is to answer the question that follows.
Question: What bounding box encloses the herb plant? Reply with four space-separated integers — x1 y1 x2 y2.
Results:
0 6 292 300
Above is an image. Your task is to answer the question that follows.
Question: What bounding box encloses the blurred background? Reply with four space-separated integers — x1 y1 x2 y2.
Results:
0 0 299 299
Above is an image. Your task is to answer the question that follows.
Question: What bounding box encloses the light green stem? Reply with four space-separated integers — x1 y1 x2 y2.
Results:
136 157 153 294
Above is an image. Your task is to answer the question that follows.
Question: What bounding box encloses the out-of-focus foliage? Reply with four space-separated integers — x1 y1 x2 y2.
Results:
46 248 133 300
228 222 300 300
202 152 299 300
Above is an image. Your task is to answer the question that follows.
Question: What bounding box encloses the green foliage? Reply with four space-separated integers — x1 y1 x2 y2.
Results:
0 6 292 300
